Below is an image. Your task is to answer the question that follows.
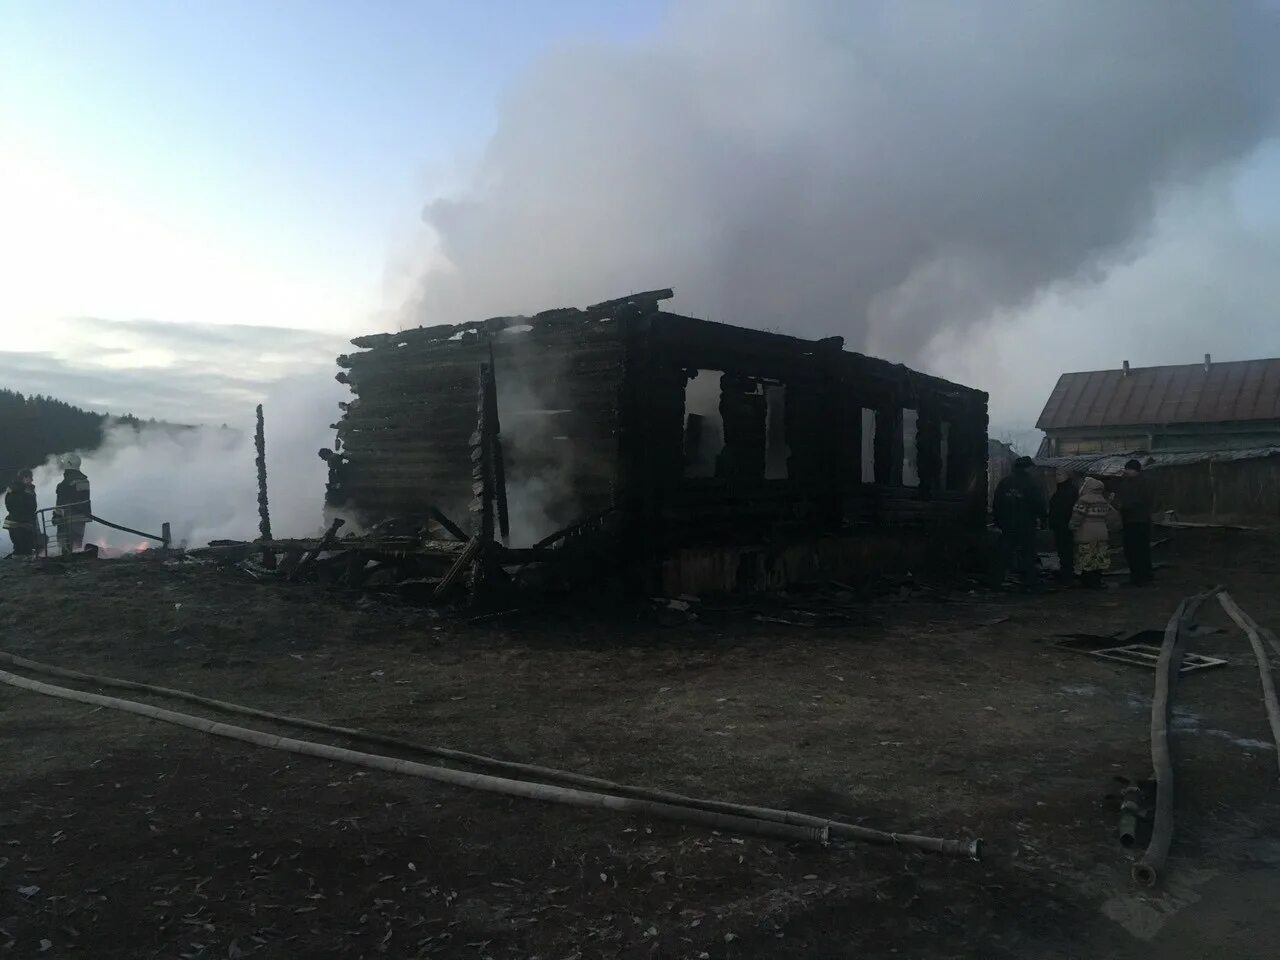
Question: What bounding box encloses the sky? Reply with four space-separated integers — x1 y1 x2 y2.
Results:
1 0 1278 443
1 0 666 421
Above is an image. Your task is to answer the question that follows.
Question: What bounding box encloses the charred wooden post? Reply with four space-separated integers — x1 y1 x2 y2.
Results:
487 340 510 543
254 404 276 570
470 363 496 544
464 362 500 599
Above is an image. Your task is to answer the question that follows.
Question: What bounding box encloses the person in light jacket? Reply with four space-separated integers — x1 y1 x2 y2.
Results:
1068 476 1118 589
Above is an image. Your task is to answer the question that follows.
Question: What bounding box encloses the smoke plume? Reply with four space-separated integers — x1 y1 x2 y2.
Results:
31 376 342 553
406 0 1278 364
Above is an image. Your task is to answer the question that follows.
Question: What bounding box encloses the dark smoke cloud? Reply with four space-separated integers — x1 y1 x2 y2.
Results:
406 0 1279 363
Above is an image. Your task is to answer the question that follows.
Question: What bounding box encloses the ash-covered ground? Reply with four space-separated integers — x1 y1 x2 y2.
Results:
2 528 1279 958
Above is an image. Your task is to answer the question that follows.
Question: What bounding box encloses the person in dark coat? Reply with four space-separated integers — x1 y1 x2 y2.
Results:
53 453 92 555
1047 469 1079 581
992 455 1047 589
3 469 38 557
1113 459 1154 585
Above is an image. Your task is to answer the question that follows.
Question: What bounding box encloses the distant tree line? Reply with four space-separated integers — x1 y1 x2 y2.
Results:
0 389 187 481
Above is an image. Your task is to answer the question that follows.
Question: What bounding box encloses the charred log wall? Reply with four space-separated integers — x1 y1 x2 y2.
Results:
617 312 989 574
328 310 629 535
326 293 988 583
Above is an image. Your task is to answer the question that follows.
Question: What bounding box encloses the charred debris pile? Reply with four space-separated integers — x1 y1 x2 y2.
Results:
196 288 991 604
195 291 658 603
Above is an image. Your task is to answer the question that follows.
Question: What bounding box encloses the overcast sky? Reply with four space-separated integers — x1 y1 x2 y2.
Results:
2 0 1278 436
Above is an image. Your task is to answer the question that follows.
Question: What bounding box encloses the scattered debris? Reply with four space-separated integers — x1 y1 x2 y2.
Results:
1078 644 1226 675
1157 519 1261 531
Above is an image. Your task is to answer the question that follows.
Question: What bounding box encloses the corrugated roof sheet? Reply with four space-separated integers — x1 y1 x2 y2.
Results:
1035 447 1280 476
1036 358 1280 430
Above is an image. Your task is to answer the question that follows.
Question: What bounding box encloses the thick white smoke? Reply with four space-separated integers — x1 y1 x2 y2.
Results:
405 1 1279 366
31 376 343 553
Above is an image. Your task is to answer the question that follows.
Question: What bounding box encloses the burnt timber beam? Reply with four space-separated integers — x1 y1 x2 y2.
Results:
487 340 510 542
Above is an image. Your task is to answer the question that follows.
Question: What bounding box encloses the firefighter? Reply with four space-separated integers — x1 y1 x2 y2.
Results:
53 454 92 555
3 469 38 557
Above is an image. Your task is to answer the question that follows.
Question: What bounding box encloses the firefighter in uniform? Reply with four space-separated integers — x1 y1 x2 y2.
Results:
53 454 92 554
4 469 38 557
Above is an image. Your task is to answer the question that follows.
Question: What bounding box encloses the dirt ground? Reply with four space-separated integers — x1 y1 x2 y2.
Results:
2 528 1280 959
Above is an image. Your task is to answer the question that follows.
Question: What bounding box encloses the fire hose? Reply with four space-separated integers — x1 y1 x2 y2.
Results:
35 502 170 552
1132 586 1221 887
1216 592 1280 778
0 651 980 859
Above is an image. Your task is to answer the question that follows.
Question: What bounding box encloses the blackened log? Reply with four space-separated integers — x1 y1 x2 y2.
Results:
585 288 673 314
429 507 468 542
469 363 495 543
290 517 346 581
341 326 623 372
254 404 277 570
488 340 510 542
433 536 483 599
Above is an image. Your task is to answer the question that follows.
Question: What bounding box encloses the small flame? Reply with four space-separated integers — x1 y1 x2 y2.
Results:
85 538 152 559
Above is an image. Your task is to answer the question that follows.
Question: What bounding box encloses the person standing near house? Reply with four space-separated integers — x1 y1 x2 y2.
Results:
53 454 92 555
1113 459 1154 586
3 469 38 557
992 455 1046 589
1047 469 1079 582
1069 477 1118 588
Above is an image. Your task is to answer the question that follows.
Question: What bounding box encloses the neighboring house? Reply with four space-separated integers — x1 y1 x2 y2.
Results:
1034 355 1280 523
1036 355 1280 457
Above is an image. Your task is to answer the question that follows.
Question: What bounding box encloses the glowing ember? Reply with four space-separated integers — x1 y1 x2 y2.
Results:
85 538 153 559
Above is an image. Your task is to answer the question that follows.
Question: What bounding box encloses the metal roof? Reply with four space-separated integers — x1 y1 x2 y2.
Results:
1036 358 1280 430
1035 447 1280 477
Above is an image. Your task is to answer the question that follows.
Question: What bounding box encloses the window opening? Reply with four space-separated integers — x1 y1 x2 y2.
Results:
764 384 789 480
861 408 877 483
682 370 724 478
902 408 920 487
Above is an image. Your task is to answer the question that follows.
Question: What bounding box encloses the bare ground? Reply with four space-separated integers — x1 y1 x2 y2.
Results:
2 528 1279 959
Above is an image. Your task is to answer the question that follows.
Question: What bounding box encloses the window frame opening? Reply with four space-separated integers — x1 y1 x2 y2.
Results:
901 407 920 488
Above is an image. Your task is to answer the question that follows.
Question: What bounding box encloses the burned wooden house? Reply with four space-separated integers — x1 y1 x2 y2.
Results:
324 290 989 594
